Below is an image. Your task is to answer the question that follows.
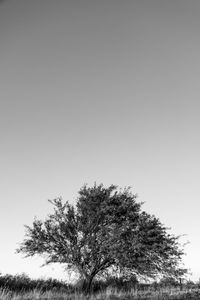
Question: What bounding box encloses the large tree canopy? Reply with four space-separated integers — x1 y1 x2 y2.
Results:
17 184 186 292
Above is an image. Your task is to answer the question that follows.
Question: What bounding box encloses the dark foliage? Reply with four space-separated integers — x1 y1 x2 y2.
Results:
0 273 72 293
0 273 196 294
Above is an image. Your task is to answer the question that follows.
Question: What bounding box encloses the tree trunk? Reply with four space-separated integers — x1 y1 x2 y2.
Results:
84 274 95 294
179 278 183 291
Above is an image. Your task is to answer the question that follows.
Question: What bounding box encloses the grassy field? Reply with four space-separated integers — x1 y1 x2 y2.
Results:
0 274 200 300
1 288 200 300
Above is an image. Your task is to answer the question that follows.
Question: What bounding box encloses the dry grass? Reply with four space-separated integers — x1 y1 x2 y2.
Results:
1 288 200 300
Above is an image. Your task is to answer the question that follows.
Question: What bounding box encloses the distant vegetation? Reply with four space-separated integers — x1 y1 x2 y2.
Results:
17 183 187 293
0 273 199 299
0 273 71 293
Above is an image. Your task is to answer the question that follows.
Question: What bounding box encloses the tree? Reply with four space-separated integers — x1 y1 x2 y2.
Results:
17 183 186 293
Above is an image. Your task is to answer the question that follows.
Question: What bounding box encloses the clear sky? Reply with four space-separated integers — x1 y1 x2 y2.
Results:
0 0 200 281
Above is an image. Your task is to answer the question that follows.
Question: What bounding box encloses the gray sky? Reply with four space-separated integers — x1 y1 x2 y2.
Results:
0 0 200 281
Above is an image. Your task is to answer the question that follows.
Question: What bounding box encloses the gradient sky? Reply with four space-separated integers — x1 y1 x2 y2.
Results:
1 0 200 281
